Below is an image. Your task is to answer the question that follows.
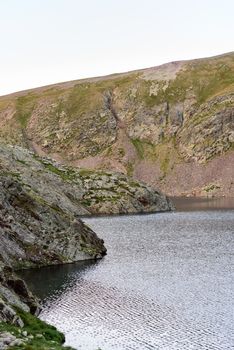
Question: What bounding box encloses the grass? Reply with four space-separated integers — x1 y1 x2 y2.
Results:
16 308 65 343
0 99 11 110
64 84 102 118
43 74 136 123
126 161 134 177
130 137 177 171
45 74 136 128
95 74 137 93
202 183 221 193
33 156 77 182
0 52 233 164
78 168 96 177
131 139 145 159
15 94 37 128
130 138 180 177
0 170 21 180
16 159 28 165
160 155 170 175
138 55 234 107
0 308 74 350
44 163 76 181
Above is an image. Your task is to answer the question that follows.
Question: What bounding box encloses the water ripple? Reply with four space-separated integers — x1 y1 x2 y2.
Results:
27 210 234 350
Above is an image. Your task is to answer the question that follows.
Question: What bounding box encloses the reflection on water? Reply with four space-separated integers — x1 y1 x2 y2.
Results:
19 260 97 300
21 205 234 350
172 196 234 211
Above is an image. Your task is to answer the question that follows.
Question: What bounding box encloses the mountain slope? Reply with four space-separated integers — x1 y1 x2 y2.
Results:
0 52 233 197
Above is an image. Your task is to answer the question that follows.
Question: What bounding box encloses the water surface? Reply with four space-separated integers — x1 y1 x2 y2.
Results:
172 196 234 211
21 200 234 350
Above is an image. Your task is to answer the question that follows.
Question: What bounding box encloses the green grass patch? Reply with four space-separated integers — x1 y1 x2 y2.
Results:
34 156 77 182
15 94 37 128
126 162 134 177
160 155 170 175
16 308 65 343
0 308 74 349
16 159 28 165
131 139 145 159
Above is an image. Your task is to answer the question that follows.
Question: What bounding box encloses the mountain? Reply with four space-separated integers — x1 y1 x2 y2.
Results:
0 52 233 197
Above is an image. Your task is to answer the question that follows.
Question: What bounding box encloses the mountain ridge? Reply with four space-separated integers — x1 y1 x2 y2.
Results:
0 51 233 197
1 51 233 99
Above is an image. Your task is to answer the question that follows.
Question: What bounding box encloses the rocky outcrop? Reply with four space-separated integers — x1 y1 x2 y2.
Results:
178 94 234 162
0 145 107 349
0 264 38 323
0 151 107 269
1 52 233 197
0 144 173 220
0 143 172 348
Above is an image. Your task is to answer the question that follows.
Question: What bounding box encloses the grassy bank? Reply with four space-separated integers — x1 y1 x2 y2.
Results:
0 308 74 350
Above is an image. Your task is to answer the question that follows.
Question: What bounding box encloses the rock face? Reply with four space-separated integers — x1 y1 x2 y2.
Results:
0 143 107 346
78 170 173 214
0 52 233 197
0 146 108 270
0 143 172 345
0 264 38 325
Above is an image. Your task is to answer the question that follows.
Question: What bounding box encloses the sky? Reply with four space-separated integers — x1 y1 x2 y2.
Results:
0 0 233 96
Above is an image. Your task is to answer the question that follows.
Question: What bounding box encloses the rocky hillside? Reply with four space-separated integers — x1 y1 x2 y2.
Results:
0 52 233 196
0 144 172 220
0 143 107 348
0 147 108 270
0 141 171 275
0 143 172 348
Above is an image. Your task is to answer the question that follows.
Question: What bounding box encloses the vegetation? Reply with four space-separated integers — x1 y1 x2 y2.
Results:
126 161 134 176
0 52 233 196
138 56 234 107
202 183 221 193
131 139 145 159
33 156 78 182
0 309 74 350
15 94 37 128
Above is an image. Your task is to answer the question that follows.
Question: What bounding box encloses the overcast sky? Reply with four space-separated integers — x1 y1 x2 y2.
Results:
1 0 233 96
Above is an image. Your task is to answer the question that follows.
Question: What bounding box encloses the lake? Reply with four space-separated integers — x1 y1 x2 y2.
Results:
21 198 234 350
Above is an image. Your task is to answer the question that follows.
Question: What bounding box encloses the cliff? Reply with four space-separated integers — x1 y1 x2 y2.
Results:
0 146 108 269
0 143 108 348
0 52 233 197
0 142 172 347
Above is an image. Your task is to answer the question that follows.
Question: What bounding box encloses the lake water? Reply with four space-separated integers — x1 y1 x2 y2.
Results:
21 198 234 350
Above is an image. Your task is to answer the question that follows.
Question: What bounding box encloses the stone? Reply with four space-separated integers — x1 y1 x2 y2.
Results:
0 297 24 327
9 339 25 346
0 332 16 345
35 333 44 338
